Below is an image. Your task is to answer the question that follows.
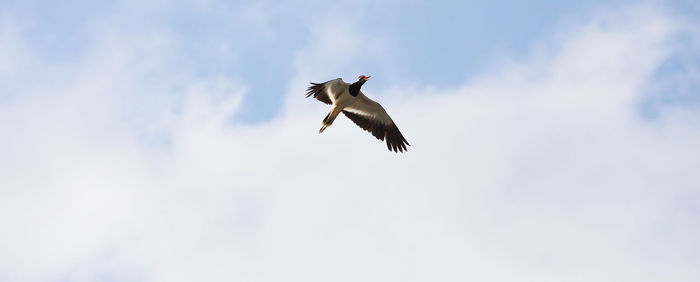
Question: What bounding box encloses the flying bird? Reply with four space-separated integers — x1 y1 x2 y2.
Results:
306 75 410 153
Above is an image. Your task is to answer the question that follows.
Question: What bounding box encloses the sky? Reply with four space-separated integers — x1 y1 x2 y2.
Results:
0 0 699 281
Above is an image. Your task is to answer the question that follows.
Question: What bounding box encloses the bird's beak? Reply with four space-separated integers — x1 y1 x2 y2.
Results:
365 76 371 81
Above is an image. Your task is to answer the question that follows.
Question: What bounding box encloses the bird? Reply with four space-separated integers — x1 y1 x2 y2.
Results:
306 75 410 153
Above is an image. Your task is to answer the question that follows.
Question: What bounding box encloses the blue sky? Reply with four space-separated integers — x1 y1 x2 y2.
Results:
1 1 700 282
4 0 698 122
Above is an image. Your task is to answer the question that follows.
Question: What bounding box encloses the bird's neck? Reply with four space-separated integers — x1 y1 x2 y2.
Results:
349 80 365 97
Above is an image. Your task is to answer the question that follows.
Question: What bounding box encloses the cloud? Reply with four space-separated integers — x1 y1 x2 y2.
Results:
0 2 699 282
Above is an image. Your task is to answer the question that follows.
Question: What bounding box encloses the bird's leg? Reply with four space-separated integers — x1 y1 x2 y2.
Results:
319 114 331 133
319 106 340 134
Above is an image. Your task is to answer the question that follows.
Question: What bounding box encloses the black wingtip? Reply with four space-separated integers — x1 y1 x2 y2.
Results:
305 82 332 104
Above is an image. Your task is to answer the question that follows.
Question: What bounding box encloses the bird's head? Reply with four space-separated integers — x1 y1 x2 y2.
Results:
349 75 370 95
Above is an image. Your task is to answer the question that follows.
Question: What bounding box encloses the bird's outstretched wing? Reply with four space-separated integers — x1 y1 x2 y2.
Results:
342 93 410 153
306 78 345 105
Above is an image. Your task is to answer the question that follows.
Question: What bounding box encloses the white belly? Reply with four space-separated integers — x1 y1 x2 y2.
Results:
334 91 356 108
328 84 356 109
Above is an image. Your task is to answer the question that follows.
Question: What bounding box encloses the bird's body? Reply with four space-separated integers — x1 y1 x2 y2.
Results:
306 76 410 153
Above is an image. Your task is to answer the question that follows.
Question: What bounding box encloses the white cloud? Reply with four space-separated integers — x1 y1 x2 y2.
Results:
0 2 699 282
